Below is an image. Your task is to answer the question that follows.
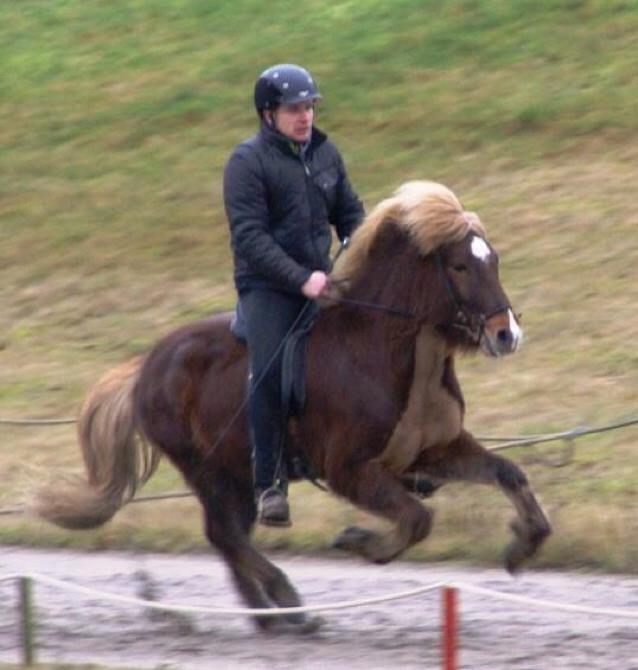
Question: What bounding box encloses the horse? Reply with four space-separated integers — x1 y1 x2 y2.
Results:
34 180 551 633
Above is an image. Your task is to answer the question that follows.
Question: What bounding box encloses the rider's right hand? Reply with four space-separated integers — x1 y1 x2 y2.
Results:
301 271 329 299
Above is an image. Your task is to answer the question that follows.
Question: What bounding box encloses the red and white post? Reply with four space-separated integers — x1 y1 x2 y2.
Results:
442 586 458 670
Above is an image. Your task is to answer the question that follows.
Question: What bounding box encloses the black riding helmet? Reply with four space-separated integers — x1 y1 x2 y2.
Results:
254 64 322 116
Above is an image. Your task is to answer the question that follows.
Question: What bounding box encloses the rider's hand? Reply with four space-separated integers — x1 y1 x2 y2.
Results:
301 271 329 299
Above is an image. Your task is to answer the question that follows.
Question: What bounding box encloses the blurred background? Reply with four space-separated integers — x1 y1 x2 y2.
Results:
1 0 637 570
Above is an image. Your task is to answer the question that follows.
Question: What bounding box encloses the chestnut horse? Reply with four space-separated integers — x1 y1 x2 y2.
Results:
35 181 551 633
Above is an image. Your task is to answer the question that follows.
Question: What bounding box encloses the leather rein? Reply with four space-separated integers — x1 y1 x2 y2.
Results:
330 250 512 345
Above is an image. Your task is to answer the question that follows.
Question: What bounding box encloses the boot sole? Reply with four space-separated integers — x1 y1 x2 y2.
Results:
258 516 292 528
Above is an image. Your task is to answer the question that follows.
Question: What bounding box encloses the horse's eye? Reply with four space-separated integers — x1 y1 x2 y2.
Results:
453 264 468 273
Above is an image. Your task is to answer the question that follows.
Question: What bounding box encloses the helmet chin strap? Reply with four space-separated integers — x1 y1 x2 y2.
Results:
263 109 277 131
262 113 296 146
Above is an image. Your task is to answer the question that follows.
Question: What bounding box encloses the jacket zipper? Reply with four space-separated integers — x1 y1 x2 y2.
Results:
300 155 323 266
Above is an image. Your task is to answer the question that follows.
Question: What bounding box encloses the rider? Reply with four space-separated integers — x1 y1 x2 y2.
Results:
223 64 364 527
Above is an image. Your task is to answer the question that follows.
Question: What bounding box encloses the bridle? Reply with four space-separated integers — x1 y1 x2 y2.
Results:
329 250 512 346
432 250 512 344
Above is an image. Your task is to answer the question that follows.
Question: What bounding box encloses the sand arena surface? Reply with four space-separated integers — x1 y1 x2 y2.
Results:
1 547 637 669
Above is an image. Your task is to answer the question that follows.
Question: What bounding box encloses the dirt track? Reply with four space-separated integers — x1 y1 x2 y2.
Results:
1 547 637 669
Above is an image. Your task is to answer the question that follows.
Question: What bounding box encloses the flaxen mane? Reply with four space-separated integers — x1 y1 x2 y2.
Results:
332 180 485 285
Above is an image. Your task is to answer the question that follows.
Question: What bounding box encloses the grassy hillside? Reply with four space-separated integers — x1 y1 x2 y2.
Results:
1 0 637 571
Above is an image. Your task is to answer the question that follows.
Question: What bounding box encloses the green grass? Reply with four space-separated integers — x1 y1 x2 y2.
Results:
1 0 638 571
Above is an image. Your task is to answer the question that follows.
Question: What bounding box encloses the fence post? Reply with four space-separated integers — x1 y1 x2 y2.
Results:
19 577 35 666
442 586 457 670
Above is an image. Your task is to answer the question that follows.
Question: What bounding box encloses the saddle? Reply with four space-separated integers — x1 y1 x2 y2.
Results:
230 302 313 417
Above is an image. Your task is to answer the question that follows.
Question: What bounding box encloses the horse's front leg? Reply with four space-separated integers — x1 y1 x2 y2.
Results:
412 430 551 572
330 459 433 564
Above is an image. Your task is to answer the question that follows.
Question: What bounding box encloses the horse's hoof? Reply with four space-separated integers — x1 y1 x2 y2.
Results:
257 614 324 635
504 542 527 574
505 520 552 573
296 614 325 634
332 525 375 554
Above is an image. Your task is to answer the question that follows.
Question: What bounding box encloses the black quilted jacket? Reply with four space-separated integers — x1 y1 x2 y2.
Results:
223 124 364 293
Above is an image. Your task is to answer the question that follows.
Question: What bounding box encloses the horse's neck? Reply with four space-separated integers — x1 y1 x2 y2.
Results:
378 325 463 474
412 325 461 404
412 326 451 379
311 306 419 397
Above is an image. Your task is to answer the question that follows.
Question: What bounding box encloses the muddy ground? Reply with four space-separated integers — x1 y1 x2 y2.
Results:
0 547 637 669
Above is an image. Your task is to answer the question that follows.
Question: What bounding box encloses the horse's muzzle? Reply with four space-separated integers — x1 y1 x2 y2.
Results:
480 309 523 357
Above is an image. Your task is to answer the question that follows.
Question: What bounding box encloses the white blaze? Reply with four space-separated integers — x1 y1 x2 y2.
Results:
471 236 491 262
508 309 523 350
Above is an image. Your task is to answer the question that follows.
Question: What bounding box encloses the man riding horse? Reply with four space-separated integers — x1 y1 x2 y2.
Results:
34 178 551 633
223 64 365 526
32 67 551 633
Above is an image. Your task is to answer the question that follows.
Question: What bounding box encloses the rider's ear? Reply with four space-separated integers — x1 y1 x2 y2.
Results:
263 109 276 129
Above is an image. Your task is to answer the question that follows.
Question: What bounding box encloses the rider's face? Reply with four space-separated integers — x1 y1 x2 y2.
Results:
270 101 315 142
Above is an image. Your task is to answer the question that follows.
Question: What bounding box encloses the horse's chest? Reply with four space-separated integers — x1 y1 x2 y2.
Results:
379 330 462 474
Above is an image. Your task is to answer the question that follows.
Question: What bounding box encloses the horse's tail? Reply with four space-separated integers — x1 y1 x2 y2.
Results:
32 356 160 529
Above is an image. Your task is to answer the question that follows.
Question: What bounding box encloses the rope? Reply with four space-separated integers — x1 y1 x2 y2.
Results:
1 572 637 621
482 417 638 449
0 418 76 425
0 572 444 616
449 581 638 620
482 416 638 452
0 490 196 518
0 506 25 516
3 414 636 447
0 416 636 517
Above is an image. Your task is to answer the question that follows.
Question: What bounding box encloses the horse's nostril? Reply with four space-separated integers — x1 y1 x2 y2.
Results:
497 329 511 346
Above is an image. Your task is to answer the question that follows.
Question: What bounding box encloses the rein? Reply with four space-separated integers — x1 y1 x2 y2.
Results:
330 251 511 343
327 238 417 320
327 294 416 320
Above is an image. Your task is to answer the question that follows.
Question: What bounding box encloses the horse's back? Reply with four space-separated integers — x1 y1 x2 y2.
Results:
140 311 245 381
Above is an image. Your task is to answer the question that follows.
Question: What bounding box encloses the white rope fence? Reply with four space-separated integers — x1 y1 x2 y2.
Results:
2 571 638 619
0 572 444 616
3 571 638 669
1 415 637 518
446 581 638 620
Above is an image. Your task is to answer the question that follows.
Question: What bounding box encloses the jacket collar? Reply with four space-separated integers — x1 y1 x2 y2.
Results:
259 122 327 157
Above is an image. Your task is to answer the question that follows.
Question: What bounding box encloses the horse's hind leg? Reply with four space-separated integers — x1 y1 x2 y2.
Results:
413 430 551 572
198 475 321 634
331 460 433 564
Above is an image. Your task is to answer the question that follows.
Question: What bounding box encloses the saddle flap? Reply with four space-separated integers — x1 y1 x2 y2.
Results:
281 320 313 416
